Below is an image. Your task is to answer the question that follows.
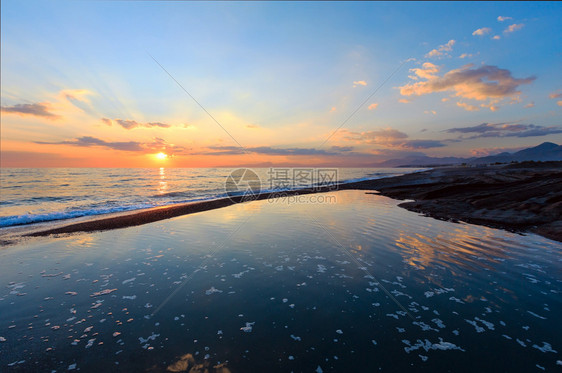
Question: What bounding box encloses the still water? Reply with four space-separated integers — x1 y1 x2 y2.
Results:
0 191 560 372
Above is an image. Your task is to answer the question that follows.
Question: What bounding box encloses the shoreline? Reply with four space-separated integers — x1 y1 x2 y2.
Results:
4 162 561 244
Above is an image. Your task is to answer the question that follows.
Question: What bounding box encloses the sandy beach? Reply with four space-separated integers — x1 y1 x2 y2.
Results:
18 162 562 244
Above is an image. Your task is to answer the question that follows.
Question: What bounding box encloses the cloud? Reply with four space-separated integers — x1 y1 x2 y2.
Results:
36 136 143 151
472 27 492 36
35 136 185 153
342 128 446 149
504 23 524 34
524 102 535 108
492 35 501 40
558 101 562 107
106 118 173 130
1 102 59 119
456 102 480 111
398 140 447 149
205 146 342 156
330 146 354 152
549 92 562 99
61 89 96 115
497 16 512 22
368 103 379 110
398 99 410 104
424 110 437 115
245 124 260 129
353 80 367 87
399 64 535 109
459 53 473 59
446 122 562 138
425 40 455 58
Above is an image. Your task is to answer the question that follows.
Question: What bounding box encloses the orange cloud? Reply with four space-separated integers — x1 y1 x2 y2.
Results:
399 64 535 110
456 102 480 111
425 40 455 58
368 103 379 110
353 80 367 87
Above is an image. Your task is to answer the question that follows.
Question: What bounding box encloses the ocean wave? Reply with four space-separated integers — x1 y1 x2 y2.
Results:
0 169 428 228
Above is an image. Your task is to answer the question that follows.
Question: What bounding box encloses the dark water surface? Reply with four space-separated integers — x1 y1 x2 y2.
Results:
0 191 560 372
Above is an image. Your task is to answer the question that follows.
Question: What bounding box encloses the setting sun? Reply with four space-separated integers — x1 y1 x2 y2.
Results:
155 152 168 160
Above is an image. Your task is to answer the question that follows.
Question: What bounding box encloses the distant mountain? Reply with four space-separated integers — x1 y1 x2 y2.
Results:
371 142 562 167
371 155 472 168
469 142 562 164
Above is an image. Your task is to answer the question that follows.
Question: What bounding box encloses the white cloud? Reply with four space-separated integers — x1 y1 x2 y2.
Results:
497 16 512 22
504 23 524 34
472 27 492 36
492 35 501 40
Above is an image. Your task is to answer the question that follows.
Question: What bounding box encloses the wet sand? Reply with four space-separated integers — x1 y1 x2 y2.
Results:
15 162 562 243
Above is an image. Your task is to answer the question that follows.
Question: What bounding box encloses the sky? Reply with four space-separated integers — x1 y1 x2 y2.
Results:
1 1 561 167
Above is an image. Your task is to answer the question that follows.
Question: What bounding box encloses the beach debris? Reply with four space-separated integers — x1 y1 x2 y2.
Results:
90 288 117 297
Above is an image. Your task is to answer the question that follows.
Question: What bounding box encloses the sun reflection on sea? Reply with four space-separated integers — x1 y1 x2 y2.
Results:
158 167 168 194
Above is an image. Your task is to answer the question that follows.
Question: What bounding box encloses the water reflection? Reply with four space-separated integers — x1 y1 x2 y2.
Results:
158 167 168 194
165 353 231 373
395 228 512 272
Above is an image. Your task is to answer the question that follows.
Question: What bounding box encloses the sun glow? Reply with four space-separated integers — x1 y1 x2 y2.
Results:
155 152 168 160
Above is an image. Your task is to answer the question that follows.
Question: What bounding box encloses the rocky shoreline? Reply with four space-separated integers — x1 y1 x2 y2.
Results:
342 162 562 243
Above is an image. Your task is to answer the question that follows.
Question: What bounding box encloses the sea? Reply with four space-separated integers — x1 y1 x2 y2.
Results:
0 167 420 228
0 169 560 372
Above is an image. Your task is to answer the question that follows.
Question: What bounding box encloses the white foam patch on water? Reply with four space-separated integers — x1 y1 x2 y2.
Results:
402 338 465 353
527 311 547 319
240 322 255 333
317 265 327 273
474 317 494 330
532 342 557 353
413 321 438 332
205 287 222 295
465 319 485 333
139 332 160 344
432 319 446 329
122 295 136 300
122 277 136 284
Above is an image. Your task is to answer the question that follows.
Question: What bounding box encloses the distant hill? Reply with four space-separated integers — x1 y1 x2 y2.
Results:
372 155 471 168
372 142 562 167
469 142 562 165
